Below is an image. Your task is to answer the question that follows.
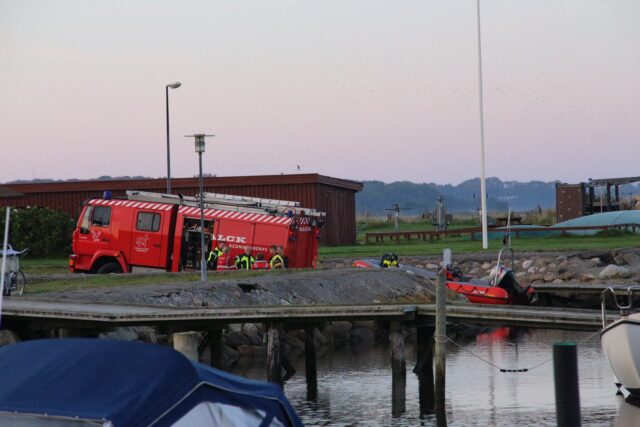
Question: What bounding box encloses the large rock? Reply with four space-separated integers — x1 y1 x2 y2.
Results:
622 253 640 266
350 327 375 344
224 330 250 348
590 258 603 267
222 345 240 367
324 321 352 343
543 272 555 282
522 260 534 270
0 330 19 346
283 333 304 351
236 344 266 357
614 255 628 266
241 323 263 346
556 260 569 274
314 328 328 346
599 264 632 280
99 326 158 343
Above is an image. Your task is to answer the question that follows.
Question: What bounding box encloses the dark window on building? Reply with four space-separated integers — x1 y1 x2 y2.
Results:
92 206 111 227
137 212 161 232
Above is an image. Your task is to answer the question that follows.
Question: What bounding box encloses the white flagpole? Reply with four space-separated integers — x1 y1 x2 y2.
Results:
477 0 489 249
0 207 11 321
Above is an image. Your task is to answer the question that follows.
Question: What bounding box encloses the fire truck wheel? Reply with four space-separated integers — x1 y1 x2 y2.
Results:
96 262 123 274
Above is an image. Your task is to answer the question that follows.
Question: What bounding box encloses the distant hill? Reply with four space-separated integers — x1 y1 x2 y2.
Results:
4 176 153 184
356 178 559 215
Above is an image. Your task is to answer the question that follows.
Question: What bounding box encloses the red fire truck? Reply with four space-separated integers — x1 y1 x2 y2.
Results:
69 191 325 274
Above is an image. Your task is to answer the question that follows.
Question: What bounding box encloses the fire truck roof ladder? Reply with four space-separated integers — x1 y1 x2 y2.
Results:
201 192 299 208
125 190 325 218
201 193 325 218
125 191 271 215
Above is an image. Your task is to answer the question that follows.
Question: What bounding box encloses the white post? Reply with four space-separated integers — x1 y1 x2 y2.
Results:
476 0 489 250
173 331 199 361
0 208 11 319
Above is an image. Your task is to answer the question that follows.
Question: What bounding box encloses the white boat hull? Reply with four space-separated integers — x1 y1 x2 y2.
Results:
602 313 640 395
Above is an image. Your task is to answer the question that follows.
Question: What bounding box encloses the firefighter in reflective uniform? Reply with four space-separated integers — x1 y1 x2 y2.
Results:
237 246 255 270
252 253 270 270
207 242 226 270
269 245 285 269
379 253 399 268
216 246 236 271
277 245 289 269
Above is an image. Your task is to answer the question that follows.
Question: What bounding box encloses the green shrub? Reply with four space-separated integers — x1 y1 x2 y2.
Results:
0 207 75 258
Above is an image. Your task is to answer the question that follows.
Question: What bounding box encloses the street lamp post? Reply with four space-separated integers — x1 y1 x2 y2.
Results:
186 133 214 282
165 82 182 194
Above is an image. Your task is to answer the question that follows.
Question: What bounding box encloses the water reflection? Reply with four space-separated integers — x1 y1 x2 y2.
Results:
230 328 621 426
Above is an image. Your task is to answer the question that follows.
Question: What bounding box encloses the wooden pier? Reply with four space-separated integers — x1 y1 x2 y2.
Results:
0 296 614 419
2 298 610 331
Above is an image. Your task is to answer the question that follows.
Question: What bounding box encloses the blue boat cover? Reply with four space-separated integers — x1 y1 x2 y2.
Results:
0 339 303 427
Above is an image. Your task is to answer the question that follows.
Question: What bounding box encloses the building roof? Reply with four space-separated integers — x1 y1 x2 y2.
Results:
587 176 640 186
1 173 363 194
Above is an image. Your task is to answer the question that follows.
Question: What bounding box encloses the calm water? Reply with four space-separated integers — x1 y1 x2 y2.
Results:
231 328 639 426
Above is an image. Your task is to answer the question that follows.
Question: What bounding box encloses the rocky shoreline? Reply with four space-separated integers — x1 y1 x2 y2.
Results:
321 248 640 284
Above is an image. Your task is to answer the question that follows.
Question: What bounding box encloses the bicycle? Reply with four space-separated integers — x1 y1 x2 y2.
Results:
1 245 28 297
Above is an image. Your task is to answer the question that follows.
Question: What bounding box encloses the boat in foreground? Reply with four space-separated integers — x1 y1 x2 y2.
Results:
601 286 640 396
0 339 303 427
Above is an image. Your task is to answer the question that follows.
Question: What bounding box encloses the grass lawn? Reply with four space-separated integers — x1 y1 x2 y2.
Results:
319 233 640 258
20 258 70 276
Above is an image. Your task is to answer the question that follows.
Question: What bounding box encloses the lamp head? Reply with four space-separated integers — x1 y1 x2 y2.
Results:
167 82 182 89
185 133 215 153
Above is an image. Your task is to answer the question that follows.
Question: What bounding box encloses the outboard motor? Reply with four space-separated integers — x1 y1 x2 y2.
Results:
492 266 537 305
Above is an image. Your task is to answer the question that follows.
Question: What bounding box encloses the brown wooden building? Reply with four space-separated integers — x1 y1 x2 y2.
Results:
556 176 640 223
0 174 363 245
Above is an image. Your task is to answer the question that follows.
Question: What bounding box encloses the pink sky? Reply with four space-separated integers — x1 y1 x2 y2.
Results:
1 1 638 185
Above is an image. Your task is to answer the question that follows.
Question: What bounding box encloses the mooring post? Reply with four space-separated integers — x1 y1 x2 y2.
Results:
553 342 581 427
267 321 283 386
414 325 435 414
435 270 447 426
305 326 318 384
209 329 223 369
390 321 406 374
390 321 406 418
173 331 199 361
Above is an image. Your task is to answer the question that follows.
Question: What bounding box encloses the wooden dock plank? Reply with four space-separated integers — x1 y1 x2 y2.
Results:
1 299 614 331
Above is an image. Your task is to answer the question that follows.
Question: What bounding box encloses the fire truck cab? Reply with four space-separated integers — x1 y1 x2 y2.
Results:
69 191 325 274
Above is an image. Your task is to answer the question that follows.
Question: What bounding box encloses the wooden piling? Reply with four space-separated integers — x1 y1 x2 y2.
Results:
173 331 199 361
305 326 317 383
390 321 406 418
267 322 283 386
390 321 406 374
435 271 447 426
414 325 435 414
